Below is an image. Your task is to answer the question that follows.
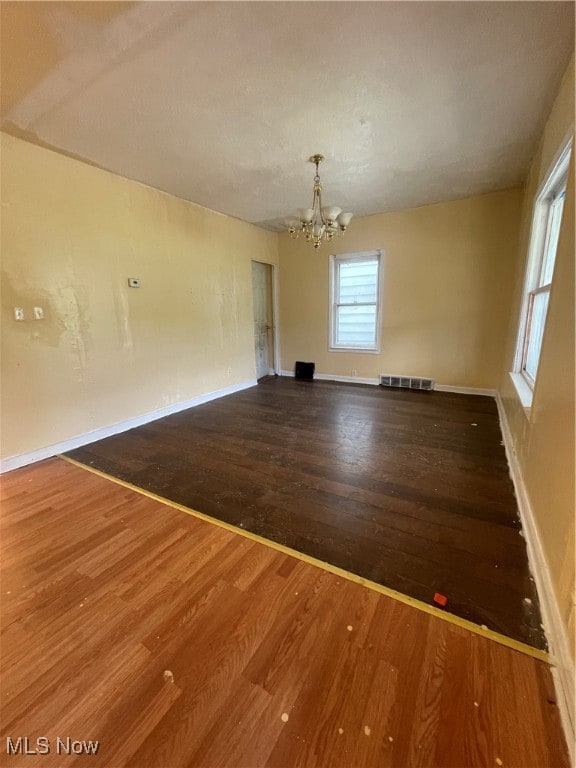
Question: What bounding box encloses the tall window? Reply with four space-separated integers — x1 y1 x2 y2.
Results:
329 251 382 352
514 139 571 398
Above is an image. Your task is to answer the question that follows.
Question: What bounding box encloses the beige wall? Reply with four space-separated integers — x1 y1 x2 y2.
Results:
279 189 522 388
0 132 278 460
499 57 575 660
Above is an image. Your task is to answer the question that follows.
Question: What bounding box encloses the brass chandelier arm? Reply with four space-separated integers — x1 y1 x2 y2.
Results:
316 187 327 227
311 185 318 214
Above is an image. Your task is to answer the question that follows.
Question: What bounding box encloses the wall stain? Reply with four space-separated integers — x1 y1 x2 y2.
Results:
112 281 134 354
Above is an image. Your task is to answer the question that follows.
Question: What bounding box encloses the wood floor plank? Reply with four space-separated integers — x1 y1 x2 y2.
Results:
0 458 568 767
67 378 545 647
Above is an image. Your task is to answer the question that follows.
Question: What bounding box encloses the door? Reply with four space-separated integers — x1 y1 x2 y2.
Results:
251 261 275 380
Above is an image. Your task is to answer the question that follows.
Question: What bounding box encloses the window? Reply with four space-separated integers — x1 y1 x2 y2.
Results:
329 251 382 352
512 138 572 407
522 189 564 382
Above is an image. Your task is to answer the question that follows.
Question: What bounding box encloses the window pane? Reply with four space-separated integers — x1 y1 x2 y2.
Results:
524 290 550 381
336 305 376 346
338 260 378 303
540 191 565 286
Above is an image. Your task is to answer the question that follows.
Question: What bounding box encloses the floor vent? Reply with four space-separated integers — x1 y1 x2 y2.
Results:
380 374 435 391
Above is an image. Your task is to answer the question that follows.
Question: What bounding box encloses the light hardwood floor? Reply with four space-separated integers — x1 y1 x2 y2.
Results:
0 458 569 767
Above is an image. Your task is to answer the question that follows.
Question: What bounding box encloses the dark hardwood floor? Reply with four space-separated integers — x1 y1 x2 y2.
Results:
0 459 568 767
67 377 545 649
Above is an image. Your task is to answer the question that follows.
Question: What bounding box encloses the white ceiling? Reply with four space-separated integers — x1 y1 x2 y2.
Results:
1 2 574 230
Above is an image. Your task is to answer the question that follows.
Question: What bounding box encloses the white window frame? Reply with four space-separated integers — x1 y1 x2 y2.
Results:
511 135 572 411
329 250 383 353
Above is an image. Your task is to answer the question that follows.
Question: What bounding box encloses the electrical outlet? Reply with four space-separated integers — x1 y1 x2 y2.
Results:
14 307 24 321
352 370 357 377
33 307 44 320
128 278 141 288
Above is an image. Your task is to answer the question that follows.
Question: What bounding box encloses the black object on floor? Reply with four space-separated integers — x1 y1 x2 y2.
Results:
295 361 315 380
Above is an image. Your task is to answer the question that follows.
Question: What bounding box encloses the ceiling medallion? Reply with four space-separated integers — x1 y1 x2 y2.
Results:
285 154 353 249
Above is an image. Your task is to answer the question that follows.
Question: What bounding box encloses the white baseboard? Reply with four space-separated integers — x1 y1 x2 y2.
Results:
496 393 575 761
435 384 496 397
314 372 379 385
281 369 378 385
0 379 258 474
280 370 495 396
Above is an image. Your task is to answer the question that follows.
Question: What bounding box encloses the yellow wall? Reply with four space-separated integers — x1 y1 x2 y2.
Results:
499 57 575 660
279 189 522 388
0 132 278 460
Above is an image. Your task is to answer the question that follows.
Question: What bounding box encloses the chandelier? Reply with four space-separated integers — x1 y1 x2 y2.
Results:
285 154 353 249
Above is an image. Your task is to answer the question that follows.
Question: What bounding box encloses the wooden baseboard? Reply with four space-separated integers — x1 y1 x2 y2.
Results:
496 392 575 762
0 379 258 474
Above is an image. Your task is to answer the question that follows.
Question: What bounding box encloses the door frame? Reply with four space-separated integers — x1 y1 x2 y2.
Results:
251 260 280 376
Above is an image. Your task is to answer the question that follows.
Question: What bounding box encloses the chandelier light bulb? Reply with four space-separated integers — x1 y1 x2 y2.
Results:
337 211 353 230
321 206 342 223
297 208 315 224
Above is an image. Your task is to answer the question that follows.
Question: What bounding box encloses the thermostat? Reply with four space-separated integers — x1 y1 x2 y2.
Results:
128 278 141 288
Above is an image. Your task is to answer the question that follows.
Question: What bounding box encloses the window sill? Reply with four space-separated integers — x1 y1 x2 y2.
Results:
329 346 381 355
509 372 533 418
